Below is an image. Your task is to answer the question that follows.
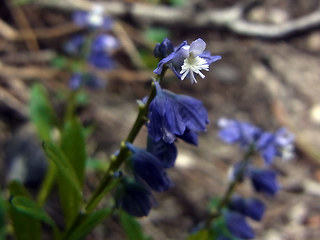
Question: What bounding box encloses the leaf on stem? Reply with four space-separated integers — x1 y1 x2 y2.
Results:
119 211 152 240
29 84 57 140
42 141 82 228
61 117 87 186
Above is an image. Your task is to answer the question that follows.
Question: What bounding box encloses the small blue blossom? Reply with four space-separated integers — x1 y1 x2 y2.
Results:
88 51 115 69
91 34 119 53
148 82 209 144
218 118 261 148
72 5 113 30
64 35 85 55
69 72 105 90
115 177 154 217
153 38 174 59
249 168 279 195
229 195 265 221
126 143 172 192
225 212 255 239
218 118 295 164
154 38 221 83
146 136 177 168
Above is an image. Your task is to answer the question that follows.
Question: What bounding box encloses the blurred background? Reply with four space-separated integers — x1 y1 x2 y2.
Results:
1 0 320 239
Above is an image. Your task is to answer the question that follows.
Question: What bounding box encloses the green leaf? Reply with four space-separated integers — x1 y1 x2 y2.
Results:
42 141 82 228
29 84 57 140
51 55 68 70
9 185 41 240
66 208 111 240
0 194 6 240
8 181 32 198
61 118 87 186
11 196 55 226
186 230 209 240
119 211 151 240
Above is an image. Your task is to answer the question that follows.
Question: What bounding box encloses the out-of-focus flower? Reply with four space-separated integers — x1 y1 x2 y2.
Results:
72 4 113 30
69 72 106 90
148 82 209 144
154 38 221 83
91 34 120 53
218 118 261 148
64 35 85 55
126 143 172 192
249 168 279 195
88 51 115 69
218 118 295 164
229 195 265 221
115 177 154 217
225 211 255 239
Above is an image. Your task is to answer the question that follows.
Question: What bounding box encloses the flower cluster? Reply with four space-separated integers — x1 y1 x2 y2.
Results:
115 83 210 216
218 118 295 164
115 38 221 216
215 118 295 239
65 5 119 89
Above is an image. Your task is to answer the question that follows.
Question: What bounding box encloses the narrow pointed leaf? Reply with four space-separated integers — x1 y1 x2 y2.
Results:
61 118 87 186
9 183 41 240
42 141 82 228
11 196 56 227
29 84 57 140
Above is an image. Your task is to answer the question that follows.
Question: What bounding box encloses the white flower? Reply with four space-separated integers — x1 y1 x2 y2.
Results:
179 39 210 84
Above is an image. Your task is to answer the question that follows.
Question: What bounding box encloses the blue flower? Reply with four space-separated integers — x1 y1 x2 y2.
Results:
126 143 172 192
256 127 295 164
218 118 294 164
218 118 261 148
154 38 221 83
64 35 85 55
115 177 154 217
225 212 255 239
229 196 265 221
69 72 105 90
88 51 115 69
148 82 209 144
91 34 119 53
146 136 177 168
72 5 113 30
249 168 279 195
153 38 174 59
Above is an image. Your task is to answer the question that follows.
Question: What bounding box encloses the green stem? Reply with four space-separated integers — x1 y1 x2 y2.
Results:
85 81 157 213
37 159 57 206
205 144 255 227
63 73 162 239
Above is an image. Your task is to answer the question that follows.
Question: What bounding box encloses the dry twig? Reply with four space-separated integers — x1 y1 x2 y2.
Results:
31 0 320 39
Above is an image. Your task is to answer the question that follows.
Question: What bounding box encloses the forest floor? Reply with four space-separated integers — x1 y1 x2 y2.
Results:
1 0 320 239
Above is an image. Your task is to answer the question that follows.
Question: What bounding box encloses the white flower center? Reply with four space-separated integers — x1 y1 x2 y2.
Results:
180 55 209 84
